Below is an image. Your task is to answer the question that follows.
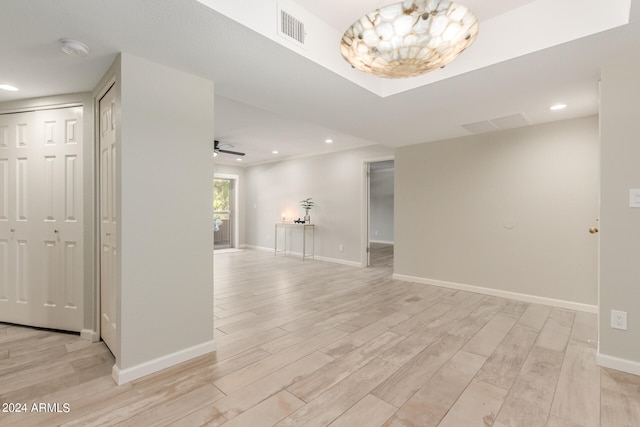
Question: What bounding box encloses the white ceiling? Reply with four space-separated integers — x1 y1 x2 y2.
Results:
0 0 639 165
294 0 536 33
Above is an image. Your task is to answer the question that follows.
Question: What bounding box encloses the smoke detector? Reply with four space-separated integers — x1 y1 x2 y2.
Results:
60 38 90 57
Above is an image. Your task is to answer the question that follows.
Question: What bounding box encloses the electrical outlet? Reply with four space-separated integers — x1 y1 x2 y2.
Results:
611 310 627 330
266 235 271 241
338 244 344 252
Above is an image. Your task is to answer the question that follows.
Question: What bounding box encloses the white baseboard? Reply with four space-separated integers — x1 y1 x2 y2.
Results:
369 240 394 244
245 245 362 267
112 339 216 385
392 274 598 314
314 255 362 268
596 352 640 376
245 245 272 252
80 329 100 342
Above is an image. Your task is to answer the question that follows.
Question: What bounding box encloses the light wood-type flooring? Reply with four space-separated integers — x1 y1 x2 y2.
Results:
1 249 639 426
369 242 394 268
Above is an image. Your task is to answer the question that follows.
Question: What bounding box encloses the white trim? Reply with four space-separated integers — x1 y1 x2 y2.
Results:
245 245 362 267
392 274 598 314
596 352 640 376
0 102 83 115
95 75 116 102
370 167 394 173
245 244 273 252
361 160 370 268
112 339 216 385
370 240 394 244
362 155 396 163
314 255 362 268
80 329 100 342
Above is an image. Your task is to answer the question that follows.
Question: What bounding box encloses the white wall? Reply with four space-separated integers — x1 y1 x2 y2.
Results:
395 116 600 309
111 53 215 381
244 145 394 264
370 163 394 243
598 53 640 374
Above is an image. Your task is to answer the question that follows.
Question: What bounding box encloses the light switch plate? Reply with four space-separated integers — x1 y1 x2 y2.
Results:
630 189 640 208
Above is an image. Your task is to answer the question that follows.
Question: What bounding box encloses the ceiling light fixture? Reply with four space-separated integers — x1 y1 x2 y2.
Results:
0 84 18 92
272 150 279 154
550 103 567 111
60 38 90 57
340 0 479 78
325 139 334 144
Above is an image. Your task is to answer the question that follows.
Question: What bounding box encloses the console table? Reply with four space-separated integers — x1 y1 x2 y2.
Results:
274 223 315 261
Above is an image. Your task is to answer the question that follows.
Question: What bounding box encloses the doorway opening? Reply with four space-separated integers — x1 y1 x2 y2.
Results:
362 158 395 268
214 175 238 250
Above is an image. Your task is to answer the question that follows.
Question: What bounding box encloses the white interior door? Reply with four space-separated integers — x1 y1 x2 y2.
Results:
99 85 118 356
0 106 84 331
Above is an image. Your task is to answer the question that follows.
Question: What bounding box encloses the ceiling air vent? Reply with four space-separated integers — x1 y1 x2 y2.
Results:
278 8 306 47
461 113 531 134
461 120 499 134
490 113 530 130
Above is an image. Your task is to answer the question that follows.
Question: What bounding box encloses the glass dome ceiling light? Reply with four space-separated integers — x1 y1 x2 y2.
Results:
340 0 479 78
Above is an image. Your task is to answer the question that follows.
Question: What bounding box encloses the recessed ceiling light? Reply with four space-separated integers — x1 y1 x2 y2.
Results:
0 84 18 92
550 103 567 111
272 150 279 154
60 38 90 57
236 158 242 162
325 139 334 144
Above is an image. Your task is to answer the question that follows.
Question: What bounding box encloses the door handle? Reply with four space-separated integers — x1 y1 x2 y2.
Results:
589 227 599 234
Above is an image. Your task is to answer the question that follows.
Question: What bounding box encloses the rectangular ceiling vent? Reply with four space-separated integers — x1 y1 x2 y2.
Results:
461 120 499 134
461 113 531 134
278 8 306 47
490 113 530 130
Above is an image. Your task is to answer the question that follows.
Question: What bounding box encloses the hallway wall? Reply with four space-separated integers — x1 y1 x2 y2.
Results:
395 116 599 309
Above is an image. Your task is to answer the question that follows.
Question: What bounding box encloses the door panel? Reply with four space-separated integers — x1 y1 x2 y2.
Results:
0 106 83 331
0 158 7 220
99 85 118 356
0 239 7 301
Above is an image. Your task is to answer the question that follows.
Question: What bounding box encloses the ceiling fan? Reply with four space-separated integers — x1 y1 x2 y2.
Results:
214 140 245 157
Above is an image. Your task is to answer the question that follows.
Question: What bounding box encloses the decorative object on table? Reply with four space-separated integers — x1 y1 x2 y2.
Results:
340 0 479 79
294 218 304 224
300 198 314 223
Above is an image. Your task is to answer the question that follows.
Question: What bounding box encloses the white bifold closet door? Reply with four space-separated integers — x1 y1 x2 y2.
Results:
99 86 117 356
0 107 83 332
